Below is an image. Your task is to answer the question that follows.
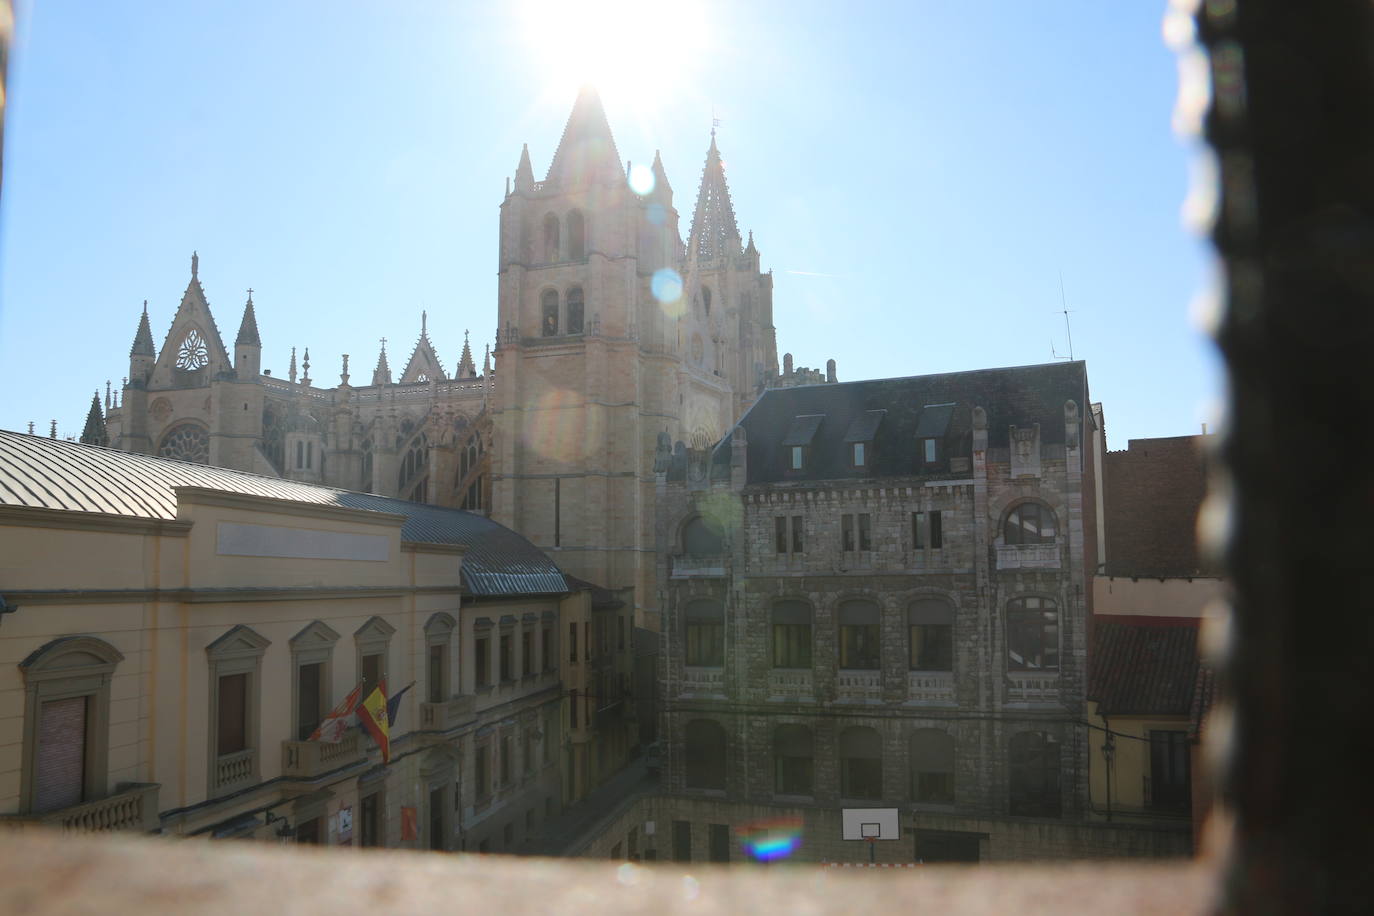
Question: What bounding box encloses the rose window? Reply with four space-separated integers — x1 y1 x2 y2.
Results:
176 329 210 370
158 423 210 464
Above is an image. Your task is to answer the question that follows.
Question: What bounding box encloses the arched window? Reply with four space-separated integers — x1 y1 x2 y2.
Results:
909 599 954 671
772 600 812 669
684 599 724 667
567 210 586 260
774 724 814 795
1009 731 1061 817
360 439 374 491
839 726 883 800
701 286 712 315
838 599 881 669
684 719 727 789
682 517 725 557
1004 502 1057 544
398 433 428 501
566 286 585 335
910 729 955 803
19 636 125 815
541 290 559 337
1006 597 1059 670
158 422 209 464
543 213 560 261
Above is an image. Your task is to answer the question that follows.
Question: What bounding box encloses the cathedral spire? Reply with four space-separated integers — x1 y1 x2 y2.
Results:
235 289 261 346
80 392 109 447
544 85 622 189
289 346 297 384
651 149 672 197
514 143 535 192
130 300 155 357
457 330 476 379
483 342 491 377
373 338 392 385
688 128 742 262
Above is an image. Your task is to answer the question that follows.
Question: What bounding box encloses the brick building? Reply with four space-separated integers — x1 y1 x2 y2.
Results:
648 362 1187 862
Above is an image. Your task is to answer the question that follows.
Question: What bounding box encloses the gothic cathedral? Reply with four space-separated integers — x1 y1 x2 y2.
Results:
93 88 779 625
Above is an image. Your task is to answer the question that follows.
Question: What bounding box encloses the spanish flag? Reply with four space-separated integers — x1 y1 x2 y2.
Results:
357 680 390 764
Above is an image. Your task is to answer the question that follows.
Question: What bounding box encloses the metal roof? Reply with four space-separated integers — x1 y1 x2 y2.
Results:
0 431 568 597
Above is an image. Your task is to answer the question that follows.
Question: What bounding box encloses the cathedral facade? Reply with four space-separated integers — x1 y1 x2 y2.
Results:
96 87 780 626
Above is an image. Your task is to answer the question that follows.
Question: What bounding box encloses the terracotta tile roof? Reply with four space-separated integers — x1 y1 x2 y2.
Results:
0 430 568 598
1088 618 1201 716
1189 664 1217 740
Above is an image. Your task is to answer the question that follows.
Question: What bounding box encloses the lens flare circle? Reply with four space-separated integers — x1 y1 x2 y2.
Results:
651 268 683 304
629 163 656 196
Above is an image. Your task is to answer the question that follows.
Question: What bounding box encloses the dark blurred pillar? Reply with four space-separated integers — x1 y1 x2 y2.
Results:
1200 1 1374 913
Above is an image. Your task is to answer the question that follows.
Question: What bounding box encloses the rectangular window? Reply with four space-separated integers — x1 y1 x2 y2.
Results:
618 617 626 651
910 624 954 670
524 729 534 775
840 624 881 669
522 630 533 676
854 441 867 467
360 791 382 847
685 620 725 666
429 787 446 851
543 626 553 671
475 747 489 799
34 696 88 813
930 510 943 549
584 622 591 661
500 735 512 785
913 512 925 549
673 820 692 863
790 445 806 471
297 662 323 741
427 644 444 703
1149 731 1191 811
361 652 383 692
553 478 561 547
296 816 323 844
500 634 513 681
858 513 872 551
474 637 490 687
775 517 787 553
570 689 578 729
709 824 731 863
922 438 938 463
792 516 804 553
842 514 855 551
217 673 248 755
772 623 812 668
568 623 578 663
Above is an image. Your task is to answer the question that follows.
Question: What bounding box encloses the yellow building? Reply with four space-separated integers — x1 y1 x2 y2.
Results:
0 430 571 850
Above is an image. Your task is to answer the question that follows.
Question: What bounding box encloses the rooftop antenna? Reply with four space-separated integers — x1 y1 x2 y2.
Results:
1051 271 1075 361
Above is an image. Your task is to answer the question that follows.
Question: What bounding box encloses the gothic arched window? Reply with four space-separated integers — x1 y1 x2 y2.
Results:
701 285 712 315
158 422 209 464
543 213 560 261
567 287 585 335
541 290 559 337
360 439 374 491
567 210 586 260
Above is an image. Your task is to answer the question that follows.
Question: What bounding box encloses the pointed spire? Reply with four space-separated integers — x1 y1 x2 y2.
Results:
105 380 112 410
80 393 109 447
457 330 476 379
236 288 261 346
483 342 491 377
689 129 742 262
289 346 298 384
745 230 757 253
130 300 155 357
651 149 672 196
373 338 392 386
514 143 535 192
301 347 311 387
544 86 623 189
340 354 351 386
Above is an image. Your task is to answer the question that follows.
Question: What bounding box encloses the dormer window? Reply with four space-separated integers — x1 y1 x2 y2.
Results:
843 410 883 473
782 414 824 475
921 438 938 463
915 403 955 468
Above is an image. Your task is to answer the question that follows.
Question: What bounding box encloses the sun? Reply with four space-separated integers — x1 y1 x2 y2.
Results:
516 0 713 113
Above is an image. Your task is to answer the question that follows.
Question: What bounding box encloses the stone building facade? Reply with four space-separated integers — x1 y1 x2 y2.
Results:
90 87 784 630
650 362 1189 861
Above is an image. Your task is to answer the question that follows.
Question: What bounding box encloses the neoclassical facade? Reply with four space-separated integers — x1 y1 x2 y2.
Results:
651 362 1191 862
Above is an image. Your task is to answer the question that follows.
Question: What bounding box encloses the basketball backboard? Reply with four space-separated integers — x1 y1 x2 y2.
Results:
841 807 900 841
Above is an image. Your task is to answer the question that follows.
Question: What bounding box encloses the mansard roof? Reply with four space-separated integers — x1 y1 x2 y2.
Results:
0 430 569 597
716 361 1090 485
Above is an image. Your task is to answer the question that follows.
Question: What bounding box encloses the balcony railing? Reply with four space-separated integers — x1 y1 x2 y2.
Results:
214 748 256 793
282 732 366 780
419 695 476 732
1006 671 1060 704
907 671 956 705
3 783 160 834
836 669 883 704
767 669 814 701
996 543 1060 570
681 666 725 696
671 555 726 578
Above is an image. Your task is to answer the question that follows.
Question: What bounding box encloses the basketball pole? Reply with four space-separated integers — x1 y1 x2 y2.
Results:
867 837 876 865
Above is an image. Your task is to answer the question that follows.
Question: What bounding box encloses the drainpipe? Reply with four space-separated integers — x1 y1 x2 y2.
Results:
1101 716 1115 823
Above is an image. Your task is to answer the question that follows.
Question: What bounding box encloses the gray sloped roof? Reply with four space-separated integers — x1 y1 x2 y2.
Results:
0 430 567 597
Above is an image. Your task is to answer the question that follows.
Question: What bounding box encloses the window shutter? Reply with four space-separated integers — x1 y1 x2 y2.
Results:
35 696 88 812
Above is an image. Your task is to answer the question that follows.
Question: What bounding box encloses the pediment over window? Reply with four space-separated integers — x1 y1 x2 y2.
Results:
290 620 341 649
424 612 456 636
20 636 125 676
354 616 397 641
206 625 271 661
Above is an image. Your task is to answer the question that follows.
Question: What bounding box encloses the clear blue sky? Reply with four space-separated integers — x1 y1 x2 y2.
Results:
0 1 1219 447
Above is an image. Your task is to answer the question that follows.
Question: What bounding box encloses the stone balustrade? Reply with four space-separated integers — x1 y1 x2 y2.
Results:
281 732 365 780
3 783 160 834
836 669 883 704
995 543 1060 570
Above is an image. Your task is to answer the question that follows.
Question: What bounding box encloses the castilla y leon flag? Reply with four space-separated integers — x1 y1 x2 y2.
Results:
308 682 362 743
357 681 390 763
